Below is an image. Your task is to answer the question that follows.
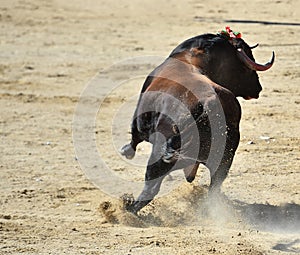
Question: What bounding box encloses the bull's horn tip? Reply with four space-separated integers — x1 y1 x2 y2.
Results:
271 51 275 63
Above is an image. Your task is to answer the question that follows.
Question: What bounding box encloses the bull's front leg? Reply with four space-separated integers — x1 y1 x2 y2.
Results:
183 163 200 183
208 156 234 193
207 127 240 193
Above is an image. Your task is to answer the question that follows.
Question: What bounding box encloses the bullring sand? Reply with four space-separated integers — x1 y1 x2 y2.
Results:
0 0 299 254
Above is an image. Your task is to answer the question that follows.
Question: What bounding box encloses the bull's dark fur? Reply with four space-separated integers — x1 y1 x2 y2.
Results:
121 33 269 213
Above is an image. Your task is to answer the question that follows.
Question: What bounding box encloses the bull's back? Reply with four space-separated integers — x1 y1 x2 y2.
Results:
136 56 241 150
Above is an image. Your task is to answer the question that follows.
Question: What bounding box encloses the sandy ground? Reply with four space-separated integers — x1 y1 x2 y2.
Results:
1 0 300 254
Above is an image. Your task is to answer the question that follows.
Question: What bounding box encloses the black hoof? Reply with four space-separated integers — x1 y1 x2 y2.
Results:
185 176 195 183
121 193 137 214
120 144 135 159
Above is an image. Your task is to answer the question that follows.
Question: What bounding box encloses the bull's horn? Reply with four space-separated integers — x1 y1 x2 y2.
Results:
250 43 259 49
237 48 275 71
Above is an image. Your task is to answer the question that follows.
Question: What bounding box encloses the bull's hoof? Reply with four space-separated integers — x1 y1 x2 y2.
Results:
121 193 137 214
185 176 195 183
162 148 176 163
120 144 135 159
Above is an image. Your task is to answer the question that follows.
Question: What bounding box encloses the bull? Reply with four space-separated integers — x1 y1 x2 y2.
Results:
120 28 275 214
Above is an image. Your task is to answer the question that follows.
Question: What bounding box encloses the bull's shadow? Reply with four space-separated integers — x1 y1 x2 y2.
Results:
232 200 300 233
232 201 300 253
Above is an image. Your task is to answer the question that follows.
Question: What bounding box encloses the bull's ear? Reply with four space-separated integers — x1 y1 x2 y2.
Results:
190 47 205 56
250 43 259 49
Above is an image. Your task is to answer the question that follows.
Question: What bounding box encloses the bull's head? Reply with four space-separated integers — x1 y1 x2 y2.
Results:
170 33 275 99
202 35 274 99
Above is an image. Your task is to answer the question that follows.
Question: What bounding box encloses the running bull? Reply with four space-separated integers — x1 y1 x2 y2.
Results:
120 28 275 213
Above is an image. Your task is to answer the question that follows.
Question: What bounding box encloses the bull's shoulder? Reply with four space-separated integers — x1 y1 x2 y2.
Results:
211 85 241 128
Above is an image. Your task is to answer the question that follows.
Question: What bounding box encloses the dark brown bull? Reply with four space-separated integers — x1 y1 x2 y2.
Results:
120 32 275 213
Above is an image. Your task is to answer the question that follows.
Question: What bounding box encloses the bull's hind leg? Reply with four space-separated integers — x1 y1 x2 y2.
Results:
120 117 144 159
120 142 139 159
125 152 174 214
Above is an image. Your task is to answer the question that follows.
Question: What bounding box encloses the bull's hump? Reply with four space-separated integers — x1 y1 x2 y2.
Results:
144 55 223 107
147 75 214 102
